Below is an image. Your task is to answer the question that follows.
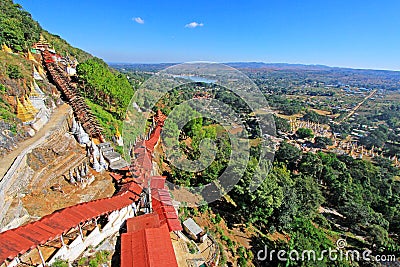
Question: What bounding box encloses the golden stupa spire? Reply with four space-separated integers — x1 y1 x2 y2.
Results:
2 43 12 53
115 126 121 138
39 34 48 44
24 95 38 115
16 97 34 122
33 65 43 80
30 81 39 97
115 126 124 146
27 50 37 62
30 81 45 97
38 64 46 77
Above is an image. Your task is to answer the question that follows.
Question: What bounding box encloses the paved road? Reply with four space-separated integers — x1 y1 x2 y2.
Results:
0 104 71 179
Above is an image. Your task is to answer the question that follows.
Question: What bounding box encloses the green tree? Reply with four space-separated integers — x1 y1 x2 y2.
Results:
296 127 314 139
77 57 133 119
298 152 323 177
314 136 333 148
6 64 23 79
0 0 41 51
274 115 291 132
295 174 324 217
275 141 301 169
51 259 68 267
303 110 329 124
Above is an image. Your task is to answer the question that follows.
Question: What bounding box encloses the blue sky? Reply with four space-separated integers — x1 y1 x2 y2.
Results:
16 0 400 70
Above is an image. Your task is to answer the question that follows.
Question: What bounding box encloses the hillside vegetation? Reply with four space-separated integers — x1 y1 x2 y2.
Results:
0 0 41 52
41 31 92 63
0 0 137 141
77 58 133 120
155 83 400 266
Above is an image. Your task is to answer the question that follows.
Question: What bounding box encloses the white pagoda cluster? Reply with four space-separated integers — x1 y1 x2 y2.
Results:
70 117 90 145
88 139 108 172
68 161 94 186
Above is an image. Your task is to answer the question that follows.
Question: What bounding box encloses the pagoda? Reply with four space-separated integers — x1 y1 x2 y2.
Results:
2 43 12 53
115 127 124 146
30 81 45 97
32 34 50 51
16 97 35 123
33 65 43 80
26 50 37 63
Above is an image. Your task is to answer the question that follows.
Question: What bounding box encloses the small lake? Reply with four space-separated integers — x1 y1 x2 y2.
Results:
175 75 216 84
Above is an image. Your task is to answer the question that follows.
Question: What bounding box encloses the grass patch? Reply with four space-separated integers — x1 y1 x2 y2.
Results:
0 95 16 123
85 98 122 139
0 51 33 80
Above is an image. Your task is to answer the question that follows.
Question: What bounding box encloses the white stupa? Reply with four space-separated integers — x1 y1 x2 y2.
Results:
76 123 90 144
92 154 102 172
99 149 108 170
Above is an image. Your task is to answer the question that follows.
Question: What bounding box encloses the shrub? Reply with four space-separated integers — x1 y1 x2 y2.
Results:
296 127 314 139
6 64 23 79
89 258 98 267
215 213 222 223
187 241 198 254
51 259 68 267
77 257 87 266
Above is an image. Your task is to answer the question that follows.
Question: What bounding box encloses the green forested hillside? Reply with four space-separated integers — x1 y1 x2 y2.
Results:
0 0 91 61
0 0 41 52
156 84 400 266
77 57 134 120
41 31 92 62
0 0 134 140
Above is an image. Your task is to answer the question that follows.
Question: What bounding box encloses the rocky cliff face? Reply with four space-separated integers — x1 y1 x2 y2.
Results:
0 120 26 156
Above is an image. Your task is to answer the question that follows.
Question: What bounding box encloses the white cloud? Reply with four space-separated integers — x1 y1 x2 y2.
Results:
185 22 204 28
133 17 145 24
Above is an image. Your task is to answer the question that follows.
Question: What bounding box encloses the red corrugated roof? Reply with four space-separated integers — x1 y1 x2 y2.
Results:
0 111 176 264
135 151 153 171
150 176 166 189
117 182 143 196
126 213 160 233
155 110 167 126
121 224 178 267
145 126 162 152
0 191 137 263
110 172 124 181
151 188 182 232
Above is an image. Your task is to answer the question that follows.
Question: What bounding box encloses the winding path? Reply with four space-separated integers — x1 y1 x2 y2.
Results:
0 104 71 180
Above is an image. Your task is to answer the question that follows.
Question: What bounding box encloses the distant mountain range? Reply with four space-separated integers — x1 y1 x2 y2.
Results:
226 62 335 70
110 62 400 73
110 62 400 91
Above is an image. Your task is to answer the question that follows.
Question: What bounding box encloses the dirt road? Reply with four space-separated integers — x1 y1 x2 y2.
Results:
336 89 378 124
0 104 72 179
